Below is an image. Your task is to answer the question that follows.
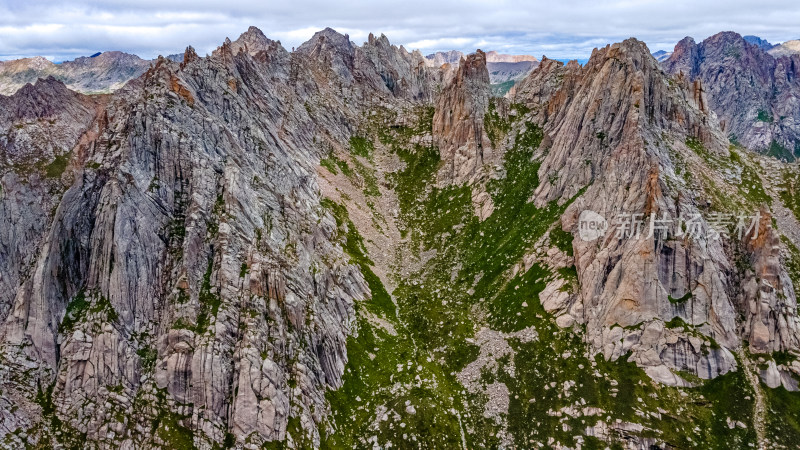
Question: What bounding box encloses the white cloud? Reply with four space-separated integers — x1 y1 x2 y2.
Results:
0 0 798 61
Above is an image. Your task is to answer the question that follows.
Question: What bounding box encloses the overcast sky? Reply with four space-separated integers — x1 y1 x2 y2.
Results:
1 0 799 62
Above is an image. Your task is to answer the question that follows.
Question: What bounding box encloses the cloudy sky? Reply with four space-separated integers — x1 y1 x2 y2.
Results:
1 0 799 62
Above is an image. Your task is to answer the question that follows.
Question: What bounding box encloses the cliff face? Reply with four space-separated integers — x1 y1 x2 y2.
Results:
2 27 800 449
0 77 102 323
513 39 799 385
663 32 800 158
0 27 433 448
432 50 492 184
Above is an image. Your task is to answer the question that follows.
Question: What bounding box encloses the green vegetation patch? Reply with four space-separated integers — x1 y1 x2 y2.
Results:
490 80 516 97
756 109 774 123
550 226 574 257
196 258 220 332
137 346 158 373
773 350 799 366
322 198 395 320
734 152 772 206
484 98 512 147
174 258 221 333
763 385 800 444
483 99 530 148
324 106 762 448
60 289 90 333
779 169 800 222
766 140 795 162
44 152 71 178
33 379 88 447
152 393 195 448
320 152 352 176
349 135 374 159
668 291 693 304
59 290 120 333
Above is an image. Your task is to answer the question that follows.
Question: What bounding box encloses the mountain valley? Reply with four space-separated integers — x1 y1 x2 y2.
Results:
0 26 800 449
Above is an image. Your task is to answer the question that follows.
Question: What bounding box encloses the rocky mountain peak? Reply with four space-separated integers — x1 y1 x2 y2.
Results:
367 32 391 47
0 51 151 95
520 36 725 207
297 27 353 54
6 56 55 71
65 51 145 68
663 31 800 154
293 27 357 83
591 38 652 67
231 25 282 56
181 45 198 67
662 36 699 76
504 35 799 396
457 49 489 83
744 35 775 50
211 26 286 60
2 76 89 120
651 49 673 62
433 50 491 184
708 30 748 44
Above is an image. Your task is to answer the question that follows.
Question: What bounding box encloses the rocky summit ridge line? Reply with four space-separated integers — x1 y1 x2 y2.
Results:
0 25 800 449
663 31 800 160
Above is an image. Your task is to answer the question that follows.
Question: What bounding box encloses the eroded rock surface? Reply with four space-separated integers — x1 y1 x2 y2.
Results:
663 32 800 157
1 27 800 449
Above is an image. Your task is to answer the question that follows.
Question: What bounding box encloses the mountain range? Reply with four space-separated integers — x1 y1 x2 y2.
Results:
663 32 800 159
1 26 800 449
424 50 540 96
0 52 151 95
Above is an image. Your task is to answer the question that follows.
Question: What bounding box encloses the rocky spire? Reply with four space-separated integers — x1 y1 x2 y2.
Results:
432 49 491 184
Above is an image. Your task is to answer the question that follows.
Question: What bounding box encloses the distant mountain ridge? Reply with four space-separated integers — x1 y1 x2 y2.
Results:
769 40 800 57
651 49 673 62
0 51 152 95
425 50 540 95
743 35 775 50
2 46 541 98
424 49 464 67
484 50 538 63
425 50 539 65
662 31 800 158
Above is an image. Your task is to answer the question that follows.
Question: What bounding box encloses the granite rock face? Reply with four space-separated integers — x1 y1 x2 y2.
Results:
0 27 437 448
663 32 800 157
1 27 800 449
432 50 492 185
511 39 800 385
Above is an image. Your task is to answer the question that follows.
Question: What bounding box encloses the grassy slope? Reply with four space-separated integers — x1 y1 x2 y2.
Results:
320 107 768 448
